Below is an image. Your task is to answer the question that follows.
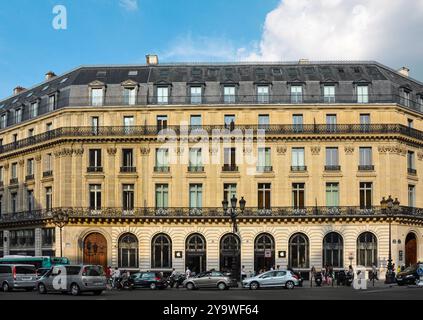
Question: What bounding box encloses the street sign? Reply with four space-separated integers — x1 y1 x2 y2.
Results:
265 249 272 258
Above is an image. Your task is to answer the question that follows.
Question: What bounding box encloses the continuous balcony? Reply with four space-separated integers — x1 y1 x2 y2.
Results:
42 171 53 178
1 124 423 156
325 165 341 171
120 166 137 173
87 166 104 173
154 166 171 173
188 166 205 173
222 164 239 172
256 166 273 173
25 174 35 181
1 206 422 225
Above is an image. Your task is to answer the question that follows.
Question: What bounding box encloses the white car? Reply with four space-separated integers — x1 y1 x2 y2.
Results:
242 270 300 290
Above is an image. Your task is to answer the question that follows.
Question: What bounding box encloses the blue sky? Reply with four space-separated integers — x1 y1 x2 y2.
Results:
0 0 422 99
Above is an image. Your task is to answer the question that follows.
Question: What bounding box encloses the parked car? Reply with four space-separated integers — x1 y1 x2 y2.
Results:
129 272 168 290
183 270 238 290
0 264 37 292
242 270 299 290
396 264 420 286
37 265 107 296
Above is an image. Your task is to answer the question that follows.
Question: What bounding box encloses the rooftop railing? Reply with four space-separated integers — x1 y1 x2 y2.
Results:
1 123 421 155
0 206 422 224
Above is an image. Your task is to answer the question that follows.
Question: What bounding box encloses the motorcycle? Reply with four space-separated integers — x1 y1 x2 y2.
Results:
115 276 134 290
169 274 186 289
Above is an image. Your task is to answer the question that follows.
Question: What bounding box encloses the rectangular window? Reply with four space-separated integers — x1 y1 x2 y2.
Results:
407 151 416 173
30 102 38 118
291 86 303 104
155 148 169 168
42 228 55 246
13 134 18 143
325 148 339 166
291 148 305 170
293 114 303 132
224 148 236 167
48 95 56 111
257 148 271 171
257 86 270 103
122 149 133 168
189 184 203 209
326 183 339 207
357 85 369 103
402 90 411 107
408 185 416 208
189 148 203 168
224 114 235 129
359 147 372 166
190 115 202 128
292 183 305 209
360 114 371 125
326 114 337 132
45 187 53 211
28 129 34 138
258 183 271 209
157 87 169 104
418 96 423 111
11 192 18 213
155 184 169 209
123 87 136 105
15 108 22 123
359 183 372 209
407 119 414 129
91 117 99 135
157 115 168 131
46 123 53 132
223 184 237 203
0 166 3 183
91 88 104 106
89 149 102 168
324 86 336 103
0 114 6 129
27 190 34 212
44 153 53 172
224 86 236 104
123 184 135 211
258 114 270 128
11 163 18 179
89 185 101 211
27 159 34 176
190 87 202 104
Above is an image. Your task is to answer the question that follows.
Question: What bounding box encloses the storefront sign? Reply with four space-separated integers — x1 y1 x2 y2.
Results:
175 251 183 259
278 251 286 258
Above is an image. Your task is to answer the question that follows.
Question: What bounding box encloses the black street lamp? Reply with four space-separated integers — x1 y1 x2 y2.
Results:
381 196 400 284
222 195 246 279
52 210 69 258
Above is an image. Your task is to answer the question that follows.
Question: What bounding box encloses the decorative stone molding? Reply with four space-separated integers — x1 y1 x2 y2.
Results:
18 159 25 166
209 147 219 155
73 148 84 156
140 147 151 156
276 146 287 155
243 147 253 154
107 148 117 156
310 146 321 156
378 144 407 156
417 151 423 161
174 147 185 155
344 146 355 155
35 155 42 162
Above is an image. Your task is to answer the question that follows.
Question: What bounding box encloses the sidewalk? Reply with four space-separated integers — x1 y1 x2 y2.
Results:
302 280 395 289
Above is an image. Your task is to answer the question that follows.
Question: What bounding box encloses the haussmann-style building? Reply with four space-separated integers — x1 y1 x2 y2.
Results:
0 56 422 279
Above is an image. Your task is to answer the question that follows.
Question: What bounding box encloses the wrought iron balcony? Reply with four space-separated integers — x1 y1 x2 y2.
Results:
25 174 35 181
256 166 273 173
291 166 307 172
358 165 375 171
408 168 417 176
188 166 205 173
120 166 137 173
222 164 239 172
87 166 104 173
0 123 423 156
43 171 53 178
154 166 170 173
325 165 341 171
1 206 422 225
9 178 18 185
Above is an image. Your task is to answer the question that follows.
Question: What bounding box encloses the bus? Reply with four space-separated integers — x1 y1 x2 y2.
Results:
0 256 70 269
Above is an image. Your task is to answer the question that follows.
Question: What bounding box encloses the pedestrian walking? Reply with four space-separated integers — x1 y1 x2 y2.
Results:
112 267 121 289
241 266 247 280
185 267 191 278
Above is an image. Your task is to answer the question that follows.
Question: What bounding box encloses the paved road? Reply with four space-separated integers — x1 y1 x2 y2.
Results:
1 283 422 300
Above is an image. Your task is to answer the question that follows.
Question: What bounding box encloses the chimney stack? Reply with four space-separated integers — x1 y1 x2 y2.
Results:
45 71 57 80
299 59 310 65
398 67 410 77
146 54 159 66
13 86 26 95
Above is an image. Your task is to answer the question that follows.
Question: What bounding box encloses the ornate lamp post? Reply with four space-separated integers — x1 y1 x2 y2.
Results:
381 196 400 284
52 210 69 257
222 195 246 279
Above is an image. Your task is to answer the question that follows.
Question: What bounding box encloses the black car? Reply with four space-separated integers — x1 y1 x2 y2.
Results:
396 265 420 286
130 272 168 290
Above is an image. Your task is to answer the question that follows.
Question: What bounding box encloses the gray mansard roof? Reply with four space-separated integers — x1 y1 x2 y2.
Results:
1 61 423 121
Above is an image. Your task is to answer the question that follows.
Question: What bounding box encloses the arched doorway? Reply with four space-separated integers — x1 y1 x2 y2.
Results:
323 232 344 268
254 233 275 273
84 232 108 268
357 232 377 267
186 234 207 275
151 234 172 269
405 233 417 267
220 234 241 279
289 233 310 269
118 233 139 269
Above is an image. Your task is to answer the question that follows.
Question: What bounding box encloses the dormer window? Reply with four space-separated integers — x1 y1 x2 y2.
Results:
401 88 411 108
48 94 56 111
290 85 303 104
15 108 22 124
190 86 202 104
91 88 104 106
123 87 136 105
0 114 6 129
418 95 423 111
357 85 369 103
223 86 236 104
157 87 169 105
257 85 270 104
323 85 336 103
30 101 39 118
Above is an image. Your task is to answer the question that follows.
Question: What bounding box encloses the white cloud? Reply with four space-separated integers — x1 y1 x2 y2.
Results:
119 0 138 11
243 0 423 72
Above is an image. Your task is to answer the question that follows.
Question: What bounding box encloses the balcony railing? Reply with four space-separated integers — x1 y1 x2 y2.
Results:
408 168 417 176
291 166 307 172
325 165 341 171
188 166 205 173
120 166 137 173
43 171 53 178
257 166 273 173
154 166 170 173
1 124 423 156
358 165 375 171
87 166 104 173
9 178 18 185
222 164 239 172
25 174 35 181
1 206 422 224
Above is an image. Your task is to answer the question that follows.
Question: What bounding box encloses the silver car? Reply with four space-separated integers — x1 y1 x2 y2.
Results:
242 270 299 290
0 264 37 292
37 265 107 296
183 270 238 290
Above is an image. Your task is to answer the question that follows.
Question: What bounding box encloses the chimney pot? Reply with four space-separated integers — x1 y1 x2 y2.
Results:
45 71 57 80
398 67 410 77
299 59 310 65
13 86 26 95
146 54 159 66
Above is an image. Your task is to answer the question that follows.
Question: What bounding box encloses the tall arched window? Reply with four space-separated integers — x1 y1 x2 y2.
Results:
289 233 309 269
220 234 241 279
254 233 275 272
186 234 207 274
152 234 172 269
323 232 343 268
357 232 377 267
118 233 139 268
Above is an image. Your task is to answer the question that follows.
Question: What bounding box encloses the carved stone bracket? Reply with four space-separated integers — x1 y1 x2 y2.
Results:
3 163 9 170
243 147 253 154
277 146 287 155
310 146 321 156
73 148 84 157
18 159 25 166
417 151 423 161
107 148 117 156
209 147 219 155
140 147 151 156
344 146 355 155
378 144 407 156
35 155 42 162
